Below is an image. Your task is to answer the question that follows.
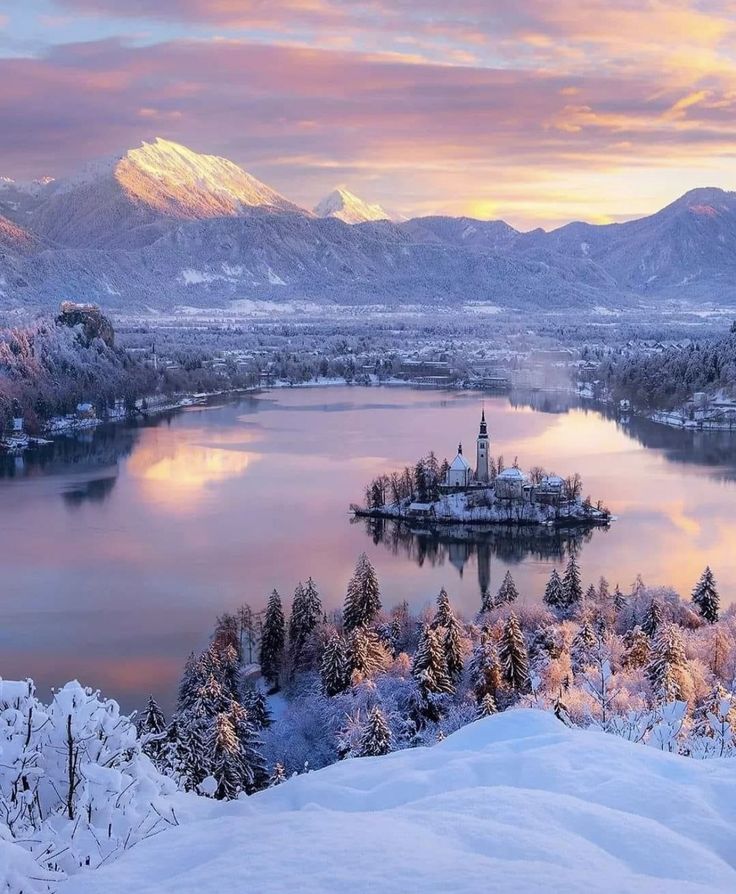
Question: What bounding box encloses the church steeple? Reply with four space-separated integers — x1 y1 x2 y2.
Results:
476 407 490 483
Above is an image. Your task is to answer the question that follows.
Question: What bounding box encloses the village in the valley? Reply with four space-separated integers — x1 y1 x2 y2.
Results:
355 409 611 528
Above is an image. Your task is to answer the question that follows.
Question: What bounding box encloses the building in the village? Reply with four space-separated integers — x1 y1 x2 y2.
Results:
446 444 472 487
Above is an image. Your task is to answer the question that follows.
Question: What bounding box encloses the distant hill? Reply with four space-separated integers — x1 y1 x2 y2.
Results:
2 138 736 312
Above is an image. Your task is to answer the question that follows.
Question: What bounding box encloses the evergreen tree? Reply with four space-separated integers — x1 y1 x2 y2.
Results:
691 566 719 623
178 717 211 792
597 577 610 601
412 624 454 696
468 631 502 701
320 632 351 696
584 584 597 605
480 586 496 614
227 701 268 794
432 587 453 628
642 598 663 638
356 706 392 757
242 687 272 729
646 623 689 703
290 577 323 661
343 553 382 630
498 613 530 693
476 692 498 718
443 614 466 681
210 713 243 800
137 694 166 757
543 568 565 611
348 626 388 679
613 585 627 612
562 555 583 610
269 762 287 786
622 625 650 669
496 570 519 605
260 589 286 690
571 621 597 673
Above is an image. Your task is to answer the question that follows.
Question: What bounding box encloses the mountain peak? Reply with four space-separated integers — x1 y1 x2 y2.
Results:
314 185 391 224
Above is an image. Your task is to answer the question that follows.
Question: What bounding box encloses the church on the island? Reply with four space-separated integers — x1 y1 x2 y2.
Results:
445 409 490 488
443 409 565 505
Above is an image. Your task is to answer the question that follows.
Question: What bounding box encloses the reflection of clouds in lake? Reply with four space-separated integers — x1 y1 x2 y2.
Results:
126 427 259 514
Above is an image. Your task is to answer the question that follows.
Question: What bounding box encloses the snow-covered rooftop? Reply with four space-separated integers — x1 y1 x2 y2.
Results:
449 453 471 471
497 466 525 480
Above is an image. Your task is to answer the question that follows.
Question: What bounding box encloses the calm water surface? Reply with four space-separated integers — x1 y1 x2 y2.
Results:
2 386 736 712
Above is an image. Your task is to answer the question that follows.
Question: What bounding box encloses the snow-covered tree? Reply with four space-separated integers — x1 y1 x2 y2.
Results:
210 713 243 801
691 566 719 624
571 621 597 673
642 599 663 638
499 613 530 693
343 553 381 630
290 577 323 662
476 692 498 718
412 624 454 696
496 570 519 605
468 632 502 702
356 706 392 757
562 555 583 611
543 568 565 611
137 694 166 759
646 623 690 703
269 762 288 786
432 587 453 628
320 632 352 696
443 614 466 681
260 589 286 690
622 625 650 669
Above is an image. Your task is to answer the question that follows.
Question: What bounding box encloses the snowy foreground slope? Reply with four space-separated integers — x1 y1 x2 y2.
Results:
64 711 736 894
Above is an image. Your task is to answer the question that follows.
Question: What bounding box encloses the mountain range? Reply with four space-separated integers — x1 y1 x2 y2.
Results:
1 137 735 313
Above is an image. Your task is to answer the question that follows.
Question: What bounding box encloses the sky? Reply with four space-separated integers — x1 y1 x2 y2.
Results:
1 1 736 229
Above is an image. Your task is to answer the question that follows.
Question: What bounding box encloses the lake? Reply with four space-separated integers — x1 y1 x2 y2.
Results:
2 385 735 713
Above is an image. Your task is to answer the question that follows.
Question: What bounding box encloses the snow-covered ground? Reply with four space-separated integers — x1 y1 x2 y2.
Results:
64 710 736 894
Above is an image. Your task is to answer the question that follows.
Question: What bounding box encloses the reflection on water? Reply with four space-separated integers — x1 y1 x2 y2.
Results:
355 516 597 606
2 386 736 713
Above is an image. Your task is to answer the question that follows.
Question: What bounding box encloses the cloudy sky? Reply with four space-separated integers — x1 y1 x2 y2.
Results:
2 1 736 228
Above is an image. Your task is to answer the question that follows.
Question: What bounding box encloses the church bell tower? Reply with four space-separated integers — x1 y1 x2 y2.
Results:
476 408 490 483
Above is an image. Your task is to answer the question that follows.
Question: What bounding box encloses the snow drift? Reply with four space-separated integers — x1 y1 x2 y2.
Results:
64 710 736 894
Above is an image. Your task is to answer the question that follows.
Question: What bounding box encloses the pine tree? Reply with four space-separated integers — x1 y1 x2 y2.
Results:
356 706 392 757
622 625 650 669
476 692 498 718
178 716 211 792
646 623 689 703
480 586 495 614
320 632 351 696
468 632 502 701
642 598 663 638
543 568 565 611
584 584 597 605
290 577 323 661
137 695 166 759
562 555 583 610
613 585 627 612
496 570 519 605
598 577 610 601
498 613 530 693
443 614 466 681
269 762 288 786
571 621 597 673
343 553 382 630
691 566 719 623
412 624 454 696
210 713 243 800
348 626 388 679
260 589 286 690
432 587 453 628
227 701 268 794
242 687 272 729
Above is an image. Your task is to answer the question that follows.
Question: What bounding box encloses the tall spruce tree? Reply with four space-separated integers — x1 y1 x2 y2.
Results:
543 568 565 611
260 589 286 691
496 570 519 605
691 566 719 623
432 587 453 628
412 624 454 696
499 613 530 693
343 553 382 630
289 577 323 663
356 706 392 757
613 585 627 612
443 614 466 681
477 692 498 718
642 598 663 638
137 695 166 760
210 712 243 801
469 632 502 702
227 701 268 794
646 623 689 703
562 555 583 611
320 632 351 696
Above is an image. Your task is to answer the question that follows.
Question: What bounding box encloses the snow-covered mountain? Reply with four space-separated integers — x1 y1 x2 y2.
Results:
62 710 736 894
23 138 305 249
314 186 391 224
3 137 736 311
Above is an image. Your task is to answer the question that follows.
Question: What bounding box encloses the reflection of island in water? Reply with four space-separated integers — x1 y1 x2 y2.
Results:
354 515 602 600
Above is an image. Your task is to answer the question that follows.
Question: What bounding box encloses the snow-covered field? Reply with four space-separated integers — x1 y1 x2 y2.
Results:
64 710 736 894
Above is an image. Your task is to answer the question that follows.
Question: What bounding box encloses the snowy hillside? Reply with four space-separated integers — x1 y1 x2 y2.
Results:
64 710 736 894
314 186 391 224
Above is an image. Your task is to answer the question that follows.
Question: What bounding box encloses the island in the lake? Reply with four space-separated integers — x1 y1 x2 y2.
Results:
353 409 611 528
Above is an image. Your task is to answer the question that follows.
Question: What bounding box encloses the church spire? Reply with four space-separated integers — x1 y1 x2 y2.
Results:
479 406 488 438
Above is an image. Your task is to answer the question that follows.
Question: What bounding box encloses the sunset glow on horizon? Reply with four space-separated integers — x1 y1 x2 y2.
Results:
2 1 736 228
